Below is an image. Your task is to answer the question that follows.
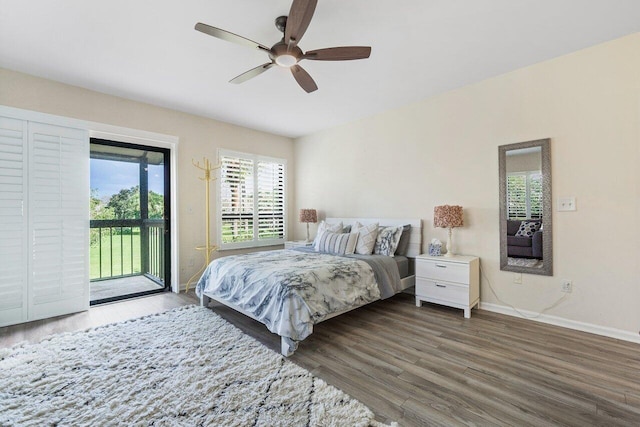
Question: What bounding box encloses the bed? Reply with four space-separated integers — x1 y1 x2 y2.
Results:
197 218 422 355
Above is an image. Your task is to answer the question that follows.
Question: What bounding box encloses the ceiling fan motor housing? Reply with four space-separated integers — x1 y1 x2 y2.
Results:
270 42 303 66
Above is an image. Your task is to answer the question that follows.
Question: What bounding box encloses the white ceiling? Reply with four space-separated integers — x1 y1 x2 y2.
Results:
1 1 639 138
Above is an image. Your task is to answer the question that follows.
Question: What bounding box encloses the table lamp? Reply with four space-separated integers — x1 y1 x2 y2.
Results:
299 209 317 242
433 205 464 257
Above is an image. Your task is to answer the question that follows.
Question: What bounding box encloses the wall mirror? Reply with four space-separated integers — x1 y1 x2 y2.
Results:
499 138 552 276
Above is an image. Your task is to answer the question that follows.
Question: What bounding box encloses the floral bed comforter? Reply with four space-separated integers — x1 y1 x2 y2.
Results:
196 249 401 351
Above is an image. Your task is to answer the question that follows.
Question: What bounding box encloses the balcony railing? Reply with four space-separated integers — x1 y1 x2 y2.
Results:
90 219 165 283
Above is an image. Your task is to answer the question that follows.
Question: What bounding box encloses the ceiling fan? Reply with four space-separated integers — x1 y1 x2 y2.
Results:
195 0 371 93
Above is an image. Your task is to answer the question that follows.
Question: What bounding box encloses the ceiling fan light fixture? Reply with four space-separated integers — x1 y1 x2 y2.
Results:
275 54 298 67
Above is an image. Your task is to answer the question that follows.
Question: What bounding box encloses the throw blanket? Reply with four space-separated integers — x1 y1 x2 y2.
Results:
197 249 401 351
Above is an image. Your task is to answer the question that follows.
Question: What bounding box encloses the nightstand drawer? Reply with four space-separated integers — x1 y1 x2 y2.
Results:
416 279 468 304
416 259 469 284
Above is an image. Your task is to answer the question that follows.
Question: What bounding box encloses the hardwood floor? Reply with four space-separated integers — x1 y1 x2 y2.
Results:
2 291 640 426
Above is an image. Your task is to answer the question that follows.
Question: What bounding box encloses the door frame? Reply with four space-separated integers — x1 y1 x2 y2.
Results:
89 129 180 293
89 138 171 304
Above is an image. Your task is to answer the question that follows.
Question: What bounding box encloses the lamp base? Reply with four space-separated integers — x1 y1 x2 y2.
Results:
445 227 454 257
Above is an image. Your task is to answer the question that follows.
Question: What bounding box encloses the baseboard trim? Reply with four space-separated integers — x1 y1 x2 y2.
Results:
480 302 640 345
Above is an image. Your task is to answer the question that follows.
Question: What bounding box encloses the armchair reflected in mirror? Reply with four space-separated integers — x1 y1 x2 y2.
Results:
499 139 552 276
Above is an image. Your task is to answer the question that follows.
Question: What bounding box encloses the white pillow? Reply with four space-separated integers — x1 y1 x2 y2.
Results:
374 225 404 256
313 221 343 250
353 222 379 255
316 231 358 255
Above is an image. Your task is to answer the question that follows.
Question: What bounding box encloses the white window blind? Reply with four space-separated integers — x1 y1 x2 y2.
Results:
219 150 286 249
507 174 527 219
29 122 88 320
507 171 542 220
257 161 285 240
0 117 28 325
529 173 543 219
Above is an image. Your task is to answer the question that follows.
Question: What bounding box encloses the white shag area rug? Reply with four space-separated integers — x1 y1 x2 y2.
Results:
0 305 394 427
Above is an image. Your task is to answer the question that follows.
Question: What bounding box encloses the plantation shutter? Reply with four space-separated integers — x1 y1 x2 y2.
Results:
257 161 285 240
0 117 28 326
0 117 89 327
220 155 254 244
507 172 543 220
507 174 527 219
29 122 89 320
529 173 543 219
218 150 286 249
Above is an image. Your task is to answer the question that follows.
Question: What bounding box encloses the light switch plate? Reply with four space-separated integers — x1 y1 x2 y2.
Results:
557 197 576 211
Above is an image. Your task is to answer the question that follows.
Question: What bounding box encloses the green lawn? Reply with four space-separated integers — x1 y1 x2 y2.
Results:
90 230 142 280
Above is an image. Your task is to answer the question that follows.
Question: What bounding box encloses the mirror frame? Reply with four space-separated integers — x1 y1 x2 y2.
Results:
499 138 553 276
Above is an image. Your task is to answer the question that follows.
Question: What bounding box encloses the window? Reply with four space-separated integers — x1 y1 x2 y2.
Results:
507 171 542 220
218 150 286 249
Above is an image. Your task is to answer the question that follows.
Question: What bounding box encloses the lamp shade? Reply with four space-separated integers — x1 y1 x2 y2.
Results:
433 205 463 228
299 209 318 223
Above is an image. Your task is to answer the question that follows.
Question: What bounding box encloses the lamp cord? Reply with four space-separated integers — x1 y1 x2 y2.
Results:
479 261 568 319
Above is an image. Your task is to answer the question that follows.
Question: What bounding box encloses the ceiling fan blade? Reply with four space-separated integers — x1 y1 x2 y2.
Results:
291 65 318 93
284 0 317 47
195 22 270 52
303 46 372 61
229 62 275 84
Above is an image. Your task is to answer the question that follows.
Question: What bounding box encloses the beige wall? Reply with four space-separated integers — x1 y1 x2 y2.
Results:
295 33 640 336
0 68 294 286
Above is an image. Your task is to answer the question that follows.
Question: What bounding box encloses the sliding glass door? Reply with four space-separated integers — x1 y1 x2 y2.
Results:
89 139 170 304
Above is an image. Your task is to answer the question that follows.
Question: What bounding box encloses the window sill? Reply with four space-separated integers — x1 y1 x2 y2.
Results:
218 240 286 251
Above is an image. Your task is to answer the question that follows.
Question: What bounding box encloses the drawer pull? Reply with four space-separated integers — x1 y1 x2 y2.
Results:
435 264 447 268
435 284 447 288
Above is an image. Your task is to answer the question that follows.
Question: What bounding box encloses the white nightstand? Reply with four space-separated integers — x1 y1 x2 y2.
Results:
415 254 480 318
284 241 313 249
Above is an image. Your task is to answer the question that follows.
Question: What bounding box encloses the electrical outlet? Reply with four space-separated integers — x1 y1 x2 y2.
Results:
514 273 522 284
561 280 572 293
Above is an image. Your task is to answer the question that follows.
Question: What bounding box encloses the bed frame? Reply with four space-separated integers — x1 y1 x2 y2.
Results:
200 217 422 355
